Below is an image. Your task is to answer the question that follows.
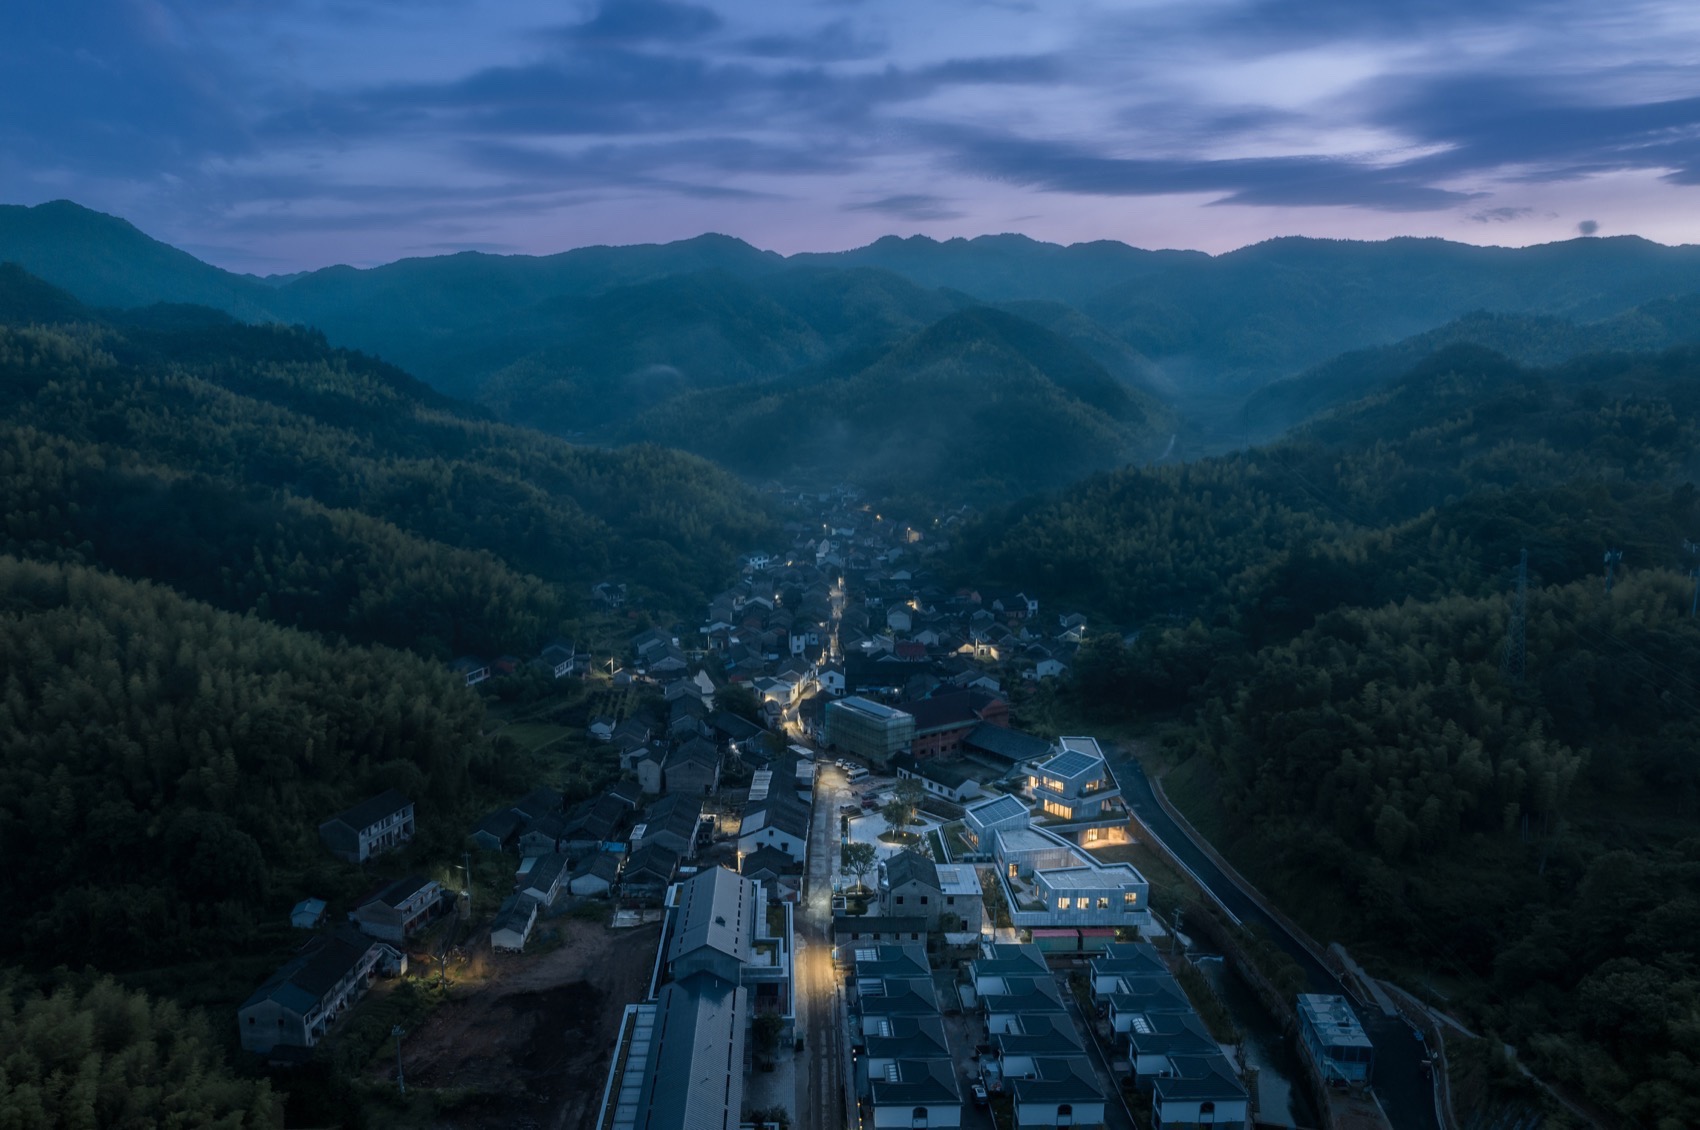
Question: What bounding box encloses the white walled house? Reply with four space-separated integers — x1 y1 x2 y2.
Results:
239 934 402 1055
318 790 414 863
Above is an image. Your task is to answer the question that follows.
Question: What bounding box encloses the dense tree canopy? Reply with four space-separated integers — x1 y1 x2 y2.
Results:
965 343 1700 1123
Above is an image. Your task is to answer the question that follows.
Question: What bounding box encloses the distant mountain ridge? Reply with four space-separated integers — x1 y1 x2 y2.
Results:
9 199 1700 479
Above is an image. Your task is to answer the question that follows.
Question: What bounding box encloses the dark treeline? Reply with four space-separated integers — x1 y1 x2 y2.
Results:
963 343 1700 1124
0 265 776 655
0 265 775 1121
0 556 490 973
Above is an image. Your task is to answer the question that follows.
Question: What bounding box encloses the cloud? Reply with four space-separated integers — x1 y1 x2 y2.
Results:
734 19 885 61
843 194 966 220
559 0 723 44
1577 218 1599 235
1468 206 1534 222
942 129 1483 211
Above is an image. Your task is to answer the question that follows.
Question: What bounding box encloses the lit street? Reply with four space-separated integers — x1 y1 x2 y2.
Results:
798 760 849 1129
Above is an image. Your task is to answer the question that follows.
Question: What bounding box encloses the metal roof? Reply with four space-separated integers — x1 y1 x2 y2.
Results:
667 866 756 968
635 978 747 1129
1298 994 1374 1049
1007 1056 1103 1104
1037 747 1101 781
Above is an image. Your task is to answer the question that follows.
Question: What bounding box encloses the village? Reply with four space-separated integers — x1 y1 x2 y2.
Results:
235 485 1382 1130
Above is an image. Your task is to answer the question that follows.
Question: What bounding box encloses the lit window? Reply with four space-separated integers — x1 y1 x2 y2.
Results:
1097 897 1109 909
1057 897 1071 910
1124 892 1139 906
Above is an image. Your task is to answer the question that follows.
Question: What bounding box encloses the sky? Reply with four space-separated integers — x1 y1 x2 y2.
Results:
5 0 1700 273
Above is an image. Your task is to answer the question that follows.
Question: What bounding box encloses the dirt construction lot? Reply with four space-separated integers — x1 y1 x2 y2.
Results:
391 917 662 1130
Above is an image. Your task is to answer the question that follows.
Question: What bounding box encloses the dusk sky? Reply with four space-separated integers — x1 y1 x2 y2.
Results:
6 0 1700 273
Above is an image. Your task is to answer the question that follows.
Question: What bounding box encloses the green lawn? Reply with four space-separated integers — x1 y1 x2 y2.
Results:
501 721 575 754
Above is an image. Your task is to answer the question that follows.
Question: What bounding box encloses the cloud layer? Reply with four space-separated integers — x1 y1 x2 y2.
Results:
3 0 1699 269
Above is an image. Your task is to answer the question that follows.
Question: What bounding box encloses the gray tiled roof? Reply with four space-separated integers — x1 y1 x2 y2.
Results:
667 867 755 967
1007 1056 1103 1104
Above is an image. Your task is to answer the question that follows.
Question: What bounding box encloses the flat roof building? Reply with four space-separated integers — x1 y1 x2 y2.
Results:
825 696 915 767
1298 993 1375 1085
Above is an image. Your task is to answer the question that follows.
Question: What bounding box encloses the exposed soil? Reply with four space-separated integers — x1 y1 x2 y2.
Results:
393 917 663 1130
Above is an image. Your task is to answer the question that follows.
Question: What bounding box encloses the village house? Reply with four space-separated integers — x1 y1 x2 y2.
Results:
568 852 621 898
878 850 944 929
664 736 721 796
491 894 539 953
238 932 404 1056
517 852 569 909
318 789 414 864
348 875 444 944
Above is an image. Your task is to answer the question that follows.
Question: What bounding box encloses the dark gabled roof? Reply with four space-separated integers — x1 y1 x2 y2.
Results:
668 867 756 967
242 932 381 1014
851 943 931 981
1107 972 1191 1012
1151 1053 1247 1103
472 808 524 841
521 811 569 841
522 853 569 894
902 690 985 734
646 792 701 822
359 875 436 910
510 786 563 821
743 785 811 840
740 844 796 879
857 976 941 1017
639 977 746 1130
1126 1011 1216 1058
492 894 538 935
572 852 622 881
1092 941 1166 979
869 1057 961 1107
710 710 765 742
995 1013 1085 1056
962 722 1052 764
971 943 1048 979
883 850 940 893
622 843 681 883
1008 1056 1103 1104
834 916 927 940
326 788 411 833
669 736 720 769
979 976 1066 1013
862 1014 951 1061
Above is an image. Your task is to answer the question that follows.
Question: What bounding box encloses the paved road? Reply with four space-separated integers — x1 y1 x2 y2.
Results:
1108 749 1440 1130
798 761 849 1129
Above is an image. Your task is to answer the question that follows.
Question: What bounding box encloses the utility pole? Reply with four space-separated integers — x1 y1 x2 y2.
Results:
1501 549 1527 684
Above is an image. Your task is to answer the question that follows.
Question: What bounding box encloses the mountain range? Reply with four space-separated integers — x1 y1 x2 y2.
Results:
10 199 1700 492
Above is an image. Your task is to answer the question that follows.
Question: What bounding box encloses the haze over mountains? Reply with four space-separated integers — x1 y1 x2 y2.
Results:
10 199 1700 493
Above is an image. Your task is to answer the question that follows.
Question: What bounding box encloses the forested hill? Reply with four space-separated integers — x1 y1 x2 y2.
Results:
1243 292 1700 438
12 201 1700 478
960 341 1700 1124
0 263 774 655
622 305 1174 503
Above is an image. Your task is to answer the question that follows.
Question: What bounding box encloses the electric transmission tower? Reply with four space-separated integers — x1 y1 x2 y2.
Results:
1502 549 1527 684
1604 549 1623 593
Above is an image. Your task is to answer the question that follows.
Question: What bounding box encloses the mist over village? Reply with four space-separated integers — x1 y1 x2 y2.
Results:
4 3 1700 1129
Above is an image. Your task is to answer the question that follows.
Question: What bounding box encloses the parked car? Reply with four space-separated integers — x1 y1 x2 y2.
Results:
971 1083 988 1107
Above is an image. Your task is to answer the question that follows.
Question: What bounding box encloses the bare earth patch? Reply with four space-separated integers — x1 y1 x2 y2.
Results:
391 918 662 1130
